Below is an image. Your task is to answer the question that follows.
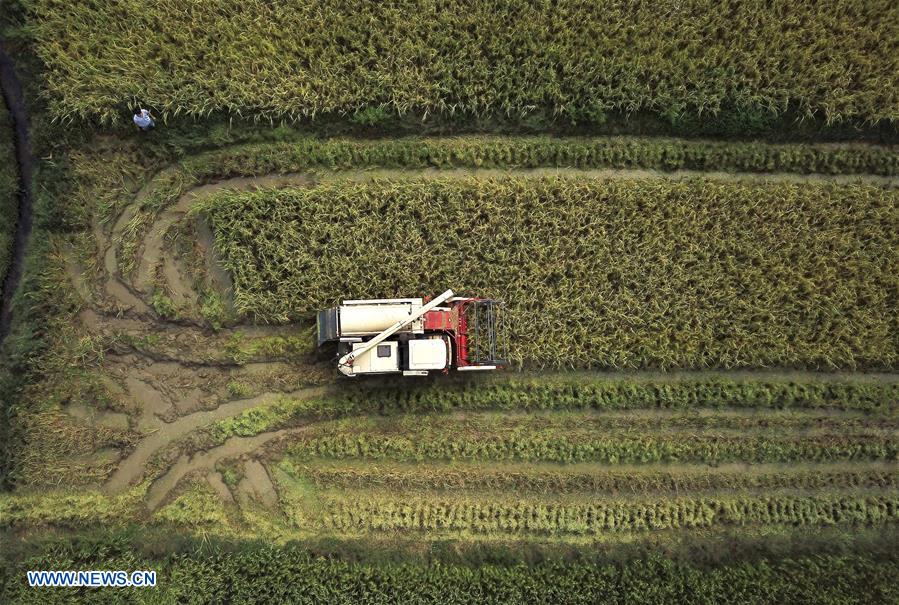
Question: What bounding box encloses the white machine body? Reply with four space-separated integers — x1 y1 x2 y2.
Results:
316 289 506 377
339 298 425 336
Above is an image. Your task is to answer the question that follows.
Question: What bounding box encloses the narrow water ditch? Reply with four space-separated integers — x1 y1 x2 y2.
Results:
0 39 34 342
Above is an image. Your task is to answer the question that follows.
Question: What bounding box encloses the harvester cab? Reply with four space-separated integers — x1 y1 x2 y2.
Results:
316 289 508 377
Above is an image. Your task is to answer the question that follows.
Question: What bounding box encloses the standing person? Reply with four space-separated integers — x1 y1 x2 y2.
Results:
133 108 155 131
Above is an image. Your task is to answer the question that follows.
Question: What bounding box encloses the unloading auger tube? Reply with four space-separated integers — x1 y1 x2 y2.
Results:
337 289 456 375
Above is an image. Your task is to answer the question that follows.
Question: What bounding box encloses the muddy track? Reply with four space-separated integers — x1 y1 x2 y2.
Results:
146 427 304 510
59 144 899 511
0 40 34 342
107 386 328 493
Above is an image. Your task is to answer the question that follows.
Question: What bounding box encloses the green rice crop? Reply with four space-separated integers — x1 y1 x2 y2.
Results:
24 1 899 124
299 409 897 434
200 177 899 369
315 493 899 535
288 431 896 465
203 375 898 452
332 374 899 414
283 411 899 465
3 541 897 605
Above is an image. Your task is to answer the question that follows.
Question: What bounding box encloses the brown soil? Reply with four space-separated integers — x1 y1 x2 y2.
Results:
206 471 234 503
237 459 279 508
106 386 327 493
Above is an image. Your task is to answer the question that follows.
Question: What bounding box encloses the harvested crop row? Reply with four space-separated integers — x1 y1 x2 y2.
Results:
206 376 899 449
26 1 899 124
314 493 899 535
201 177 899 369
287 433 897 465
285 461 899 495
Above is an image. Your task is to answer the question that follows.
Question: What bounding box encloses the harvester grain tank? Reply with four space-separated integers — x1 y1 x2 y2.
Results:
316 289 507 376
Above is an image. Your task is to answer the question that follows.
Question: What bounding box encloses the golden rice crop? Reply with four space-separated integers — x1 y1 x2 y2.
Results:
23 0 899 124
317 493 899 535
199 177 899 369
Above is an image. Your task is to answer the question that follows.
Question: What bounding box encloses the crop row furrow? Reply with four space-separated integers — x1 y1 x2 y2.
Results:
288 463 899 495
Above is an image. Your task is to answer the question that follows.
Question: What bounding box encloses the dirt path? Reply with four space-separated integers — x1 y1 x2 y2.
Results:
237 459 278 508
206 471 234 502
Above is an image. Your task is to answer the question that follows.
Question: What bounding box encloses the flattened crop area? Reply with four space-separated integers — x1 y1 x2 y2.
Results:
2 134 897 553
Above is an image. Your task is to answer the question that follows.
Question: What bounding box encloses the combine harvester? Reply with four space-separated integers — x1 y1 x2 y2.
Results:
317 290 507 377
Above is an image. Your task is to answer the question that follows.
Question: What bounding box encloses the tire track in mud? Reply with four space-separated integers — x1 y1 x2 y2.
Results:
63 150 899 509
146 428 303 510
106 386 328 493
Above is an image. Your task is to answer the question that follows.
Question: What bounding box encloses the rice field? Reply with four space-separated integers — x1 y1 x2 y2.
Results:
23 0 899 124
4 5 899 595
199 176 899 369
255 405 899 545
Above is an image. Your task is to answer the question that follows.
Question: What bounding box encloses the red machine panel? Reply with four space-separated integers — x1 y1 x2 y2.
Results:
423 309 454 332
